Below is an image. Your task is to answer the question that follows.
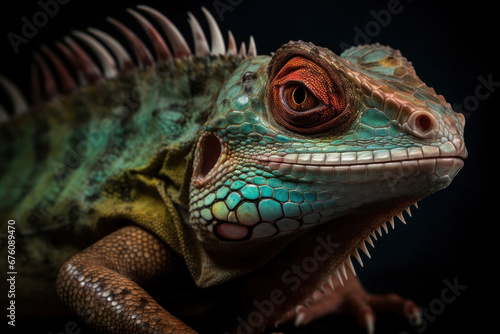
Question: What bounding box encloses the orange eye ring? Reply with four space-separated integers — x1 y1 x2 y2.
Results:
267 48 357 135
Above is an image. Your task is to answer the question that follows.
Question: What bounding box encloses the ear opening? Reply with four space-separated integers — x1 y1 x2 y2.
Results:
193 132 224 188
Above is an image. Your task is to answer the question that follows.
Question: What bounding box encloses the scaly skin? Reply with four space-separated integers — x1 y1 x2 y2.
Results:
57 226 196 333
0 6 466 334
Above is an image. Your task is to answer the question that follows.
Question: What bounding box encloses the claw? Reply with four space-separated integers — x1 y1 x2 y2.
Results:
404 301 422 326
294 312 305 327
410 308 422 327
359 307 375 334
365 313 375 334
294 305 307 327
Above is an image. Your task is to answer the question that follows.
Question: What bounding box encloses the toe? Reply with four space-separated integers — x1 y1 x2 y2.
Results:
368 293 421 324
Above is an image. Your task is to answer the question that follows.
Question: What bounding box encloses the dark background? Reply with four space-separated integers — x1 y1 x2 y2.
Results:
0 0 495 333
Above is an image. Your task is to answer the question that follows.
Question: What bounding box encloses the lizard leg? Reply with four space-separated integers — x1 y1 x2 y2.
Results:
57 225 197 334
291 269 421 333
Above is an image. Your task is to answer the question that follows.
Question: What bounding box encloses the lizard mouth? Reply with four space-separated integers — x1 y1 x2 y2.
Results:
257 142 466 195
193 132 225 188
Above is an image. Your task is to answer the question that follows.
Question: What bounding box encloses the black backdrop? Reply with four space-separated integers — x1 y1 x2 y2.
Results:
0 0 494 333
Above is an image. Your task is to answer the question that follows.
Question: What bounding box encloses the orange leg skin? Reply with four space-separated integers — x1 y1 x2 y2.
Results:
290 269 421 333
56 225 198 334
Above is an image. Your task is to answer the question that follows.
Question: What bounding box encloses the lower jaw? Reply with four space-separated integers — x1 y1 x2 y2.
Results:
243 195 422 330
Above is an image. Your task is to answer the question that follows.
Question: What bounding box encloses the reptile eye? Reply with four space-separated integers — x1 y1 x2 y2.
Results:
283 84 319 112
267 49 356 135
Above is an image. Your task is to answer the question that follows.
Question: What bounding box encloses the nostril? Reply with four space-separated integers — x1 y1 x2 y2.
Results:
415 114 432 132
406 111 438 139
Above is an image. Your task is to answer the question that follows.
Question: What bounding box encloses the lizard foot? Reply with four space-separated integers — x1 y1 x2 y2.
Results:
282 269 421 333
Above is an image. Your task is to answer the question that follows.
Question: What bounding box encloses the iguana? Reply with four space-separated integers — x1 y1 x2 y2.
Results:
0 5 467 334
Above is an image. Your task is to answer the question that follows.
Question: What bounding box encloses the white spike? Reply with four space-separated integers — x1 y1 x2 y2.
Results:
201 7 225 55
88 28 133 72
370 230 377 241
294 305 306 327
397 212 407 224
413 202 419 209
239 41 247 57
226 30 237 55
346 256 357 276
72 31 118 78
388 217 395 229
64 34 104 84
325 274 334 290
405 206 413 217
333 269 344 286
340 262 348 280
248 36 257 57
366 235 375 248
106 16 154 68
381 222 389 234
316 282 326 295
353 249 364 267
187 12 210 57
137 5 191 58
376 226 383 236
360 242 372 259
0 75 28 115
129 8 177 65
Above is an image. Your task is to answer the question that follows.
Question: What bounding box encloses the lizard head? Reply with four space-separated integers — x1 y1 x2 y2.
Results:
188 40 466 308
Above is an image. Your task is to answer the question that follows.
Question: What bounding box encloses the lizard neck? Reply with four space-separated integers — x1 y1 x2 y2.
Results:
0 56 243 236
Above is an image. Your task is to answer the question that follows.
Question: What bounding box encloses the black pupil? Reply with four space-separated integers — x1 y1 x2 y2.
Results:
292 86 307 104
